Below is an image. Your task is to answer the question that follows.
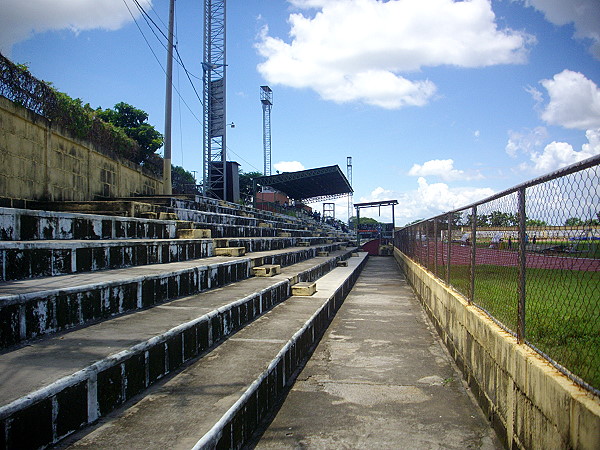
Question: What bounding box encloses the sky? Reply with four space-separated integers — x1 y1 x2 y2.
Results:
1 0 599 225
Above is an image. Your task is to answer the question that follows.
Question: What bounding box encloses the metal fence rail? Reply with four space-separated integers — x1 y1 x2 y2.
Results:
394 155 600 396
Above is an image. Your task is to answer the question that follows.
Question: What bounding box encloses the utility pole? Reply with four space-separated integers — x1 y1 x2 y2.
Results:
347 156 352 224
163 0 175 195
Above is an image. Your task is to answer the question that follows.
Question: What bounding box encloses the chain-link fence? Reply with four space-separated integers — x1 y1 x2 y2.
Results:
395 155 600 396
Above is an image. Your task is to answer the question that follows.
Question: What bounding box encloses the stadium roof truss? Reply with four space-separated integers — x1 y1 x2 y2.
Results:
253 165 353 203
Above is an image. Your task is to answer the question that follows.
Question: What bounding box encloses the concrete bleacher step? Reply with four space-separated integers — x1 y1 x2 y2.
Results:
0 244 350 350
0 207 177 241
58 253 369 449
0 250 361 449
0 238 213 282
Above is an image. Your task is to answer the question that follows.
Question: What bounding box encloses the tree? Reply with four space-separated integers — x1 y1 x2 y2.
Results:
239 170 263 203
526 219 547 227
97 102 163 165
565 217 584 226
172 166 199 194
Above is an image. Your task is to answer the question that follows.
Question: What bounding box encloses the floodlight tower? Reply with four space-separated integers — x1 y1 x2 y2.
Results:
347 156 353 224
260 86 273 176
202 0 227 199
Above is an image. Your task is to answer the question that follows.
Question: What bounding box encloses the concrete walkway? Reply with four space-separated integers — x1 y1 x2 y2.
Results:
255 257 502 449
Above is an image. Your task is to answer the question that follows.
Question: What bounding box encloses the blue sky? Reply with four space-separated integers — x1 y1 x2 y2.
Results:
1 0 599 224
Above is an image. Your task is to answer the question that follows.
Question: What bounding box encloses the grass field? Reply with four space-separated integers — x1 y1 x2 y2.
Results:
448 264 600 391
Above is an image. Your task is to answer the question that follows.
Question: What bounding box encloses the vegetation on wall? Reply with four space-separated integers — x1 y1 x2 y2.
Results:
0 52 163 175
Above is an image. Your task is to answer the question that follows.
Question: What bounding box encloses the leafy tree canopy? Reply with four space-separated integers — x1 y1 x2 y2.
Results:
172 165 199 194
239 170 263 203
96 102 163 165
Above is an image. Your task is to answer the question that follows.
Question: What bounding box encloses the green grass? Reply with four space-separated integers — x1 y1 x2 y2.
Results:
448 264 600 390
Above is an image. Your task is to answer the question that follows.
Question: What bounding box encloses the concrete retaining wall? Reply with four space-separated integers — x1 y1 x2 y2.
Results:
0 96 163 202
394 248 600 450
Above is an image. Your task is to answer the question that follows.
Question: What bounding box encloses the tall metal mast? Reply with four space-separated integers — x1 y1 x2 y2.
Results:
347 156 353 224
260 86 273 176
202 0 227 199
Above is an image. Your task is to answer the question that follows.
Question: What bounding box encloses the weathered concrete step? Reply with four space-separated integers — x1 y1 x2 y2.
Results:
213 236 338 253
0 238 213 282
0 207 177 241
29 200 156 218
184 222 318 239
0 244 351 349
61 253 369 449
0 252 358 449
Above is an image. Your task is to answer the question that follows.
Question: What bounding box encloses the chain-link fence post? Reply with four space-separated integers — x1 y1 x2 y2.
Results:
433 217 438 276
446 213 452 285
517 187 527 344
469 206 477 304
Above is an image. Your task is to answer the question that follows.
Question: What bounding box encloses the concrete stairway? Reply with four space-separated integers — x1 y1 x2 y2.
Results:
62 254 368 449
0 198 361 448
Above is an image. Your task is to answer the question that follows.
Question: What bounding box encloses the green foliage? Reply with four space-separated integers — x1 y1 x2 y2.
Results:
51 91 94 139
97 102 163 165
239 170 263 203
172 165 199 194
565 217 600 227
526 218 547 227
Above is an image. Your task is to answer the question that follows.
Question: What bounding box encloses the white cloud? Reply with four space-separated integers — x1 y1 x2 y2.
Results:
539 70 600 130
529 128 600 173
505 126 548 157
521 0 600 58
358 181 494 225
273 161 305 172
0 0 152 55
256 0 532 109
408 159 483 181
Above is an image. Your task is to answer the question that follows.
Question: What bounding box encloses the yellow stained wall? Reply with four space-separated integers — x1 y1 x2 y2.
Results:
0 96 163 202
394 248 600 450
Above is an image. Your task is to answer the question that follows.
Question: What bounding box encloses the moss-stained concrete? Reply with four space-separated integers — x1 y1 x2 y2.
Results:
394 248 600 450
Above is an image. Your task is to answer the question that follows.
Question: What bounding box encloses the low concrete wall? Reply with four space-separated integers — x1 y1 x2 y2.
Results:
0 96 163 202
394 248 600 450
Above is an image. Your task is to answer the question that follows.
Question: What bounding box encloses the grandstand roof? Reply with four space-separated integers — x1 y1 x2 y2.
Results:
253 165 353 203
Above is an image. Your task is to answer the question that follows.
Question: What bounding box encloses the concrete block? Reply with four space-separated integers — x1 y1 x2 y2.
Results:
298 241 310 247
278 232 291 237
317 251 329 257
252 264 281 277
215 247 246 257
177 228 211 239
326 239 333 244
258 222 273 228
336 260 348 267
139 212 157 219
292 281 317 296
158 212 178 220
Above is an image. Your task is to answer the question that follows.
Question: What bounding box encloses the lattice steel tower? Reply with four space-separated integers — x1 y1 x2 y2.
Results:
260 86 273 176
202 0 227 199
347 156 353 224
